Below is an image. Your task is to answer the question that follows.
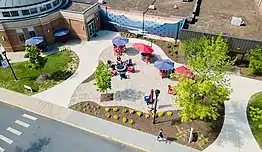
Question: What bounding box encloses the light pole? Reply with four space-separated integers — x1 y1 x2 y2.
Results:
153 89 160 124
0 49 18 80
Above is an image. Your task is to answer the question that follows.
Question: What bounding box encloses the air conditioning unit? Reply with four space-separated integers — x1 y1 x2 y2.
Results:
98 0 106 4
148 5 156 10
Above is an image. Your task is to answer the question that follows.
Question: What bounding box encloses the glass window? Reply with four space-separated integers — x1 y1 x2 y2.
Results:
10 11 19 17
46 3 52 10
22 10 30 15
28 26 36 38
30 8 38 14
16 29 26 43
53 0 59 6
40 5 47 12
2 12 11 17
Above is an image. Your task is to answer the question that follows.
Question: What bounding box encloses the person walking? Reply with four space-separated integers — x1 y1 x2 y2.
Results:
157 129 164 141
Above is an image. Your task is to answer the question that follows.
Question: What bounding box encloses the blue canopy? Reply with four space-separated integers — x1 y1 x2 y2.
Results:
53 28 70 37
112 36 129 46
154 59 174 70
25 36 44 45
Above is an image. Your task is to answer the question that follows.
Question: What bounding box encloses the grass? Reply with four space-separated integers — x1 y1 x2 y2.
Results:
248 91 262 148
0 50 78 95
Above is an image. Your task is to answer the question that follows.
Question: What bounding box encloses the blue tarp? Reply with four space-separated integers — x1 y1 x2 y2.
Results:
154 59 174 70
53 28 70 37
25 36 44 45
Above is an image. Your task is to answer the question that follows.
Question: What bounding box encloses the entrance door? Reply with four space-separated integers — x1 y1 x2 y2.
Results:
88 21 96 38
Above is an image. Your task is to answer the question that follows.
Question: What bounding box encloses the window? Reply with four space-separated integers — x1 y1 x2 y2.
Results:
2 12 11 17
46 3 52 10
22 10 30 15
40 5 47 12
28 26 36 37
53 0 59 6
30 8 38 14
16 29 26 43
10 11 19 17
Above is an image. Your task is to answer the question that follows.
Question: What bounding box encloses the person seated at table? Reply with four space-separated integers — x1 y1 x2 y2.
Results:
116 56 122 65
168 85 176 95
126 59 133 66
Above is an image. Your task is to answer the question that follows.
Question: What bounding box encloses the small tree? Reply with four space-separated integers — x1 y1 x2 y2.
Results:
248 47 262 74
175 75 231 122
24 45 47 75
95 61 111 93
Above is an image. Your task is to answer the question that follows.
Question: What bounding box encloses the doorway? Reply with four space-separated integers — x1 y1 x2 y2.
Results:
88 20 96 38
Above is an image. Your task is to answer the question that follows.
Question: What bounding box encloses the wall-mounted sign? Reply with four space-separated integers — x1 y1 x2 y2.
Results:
1 59 9 69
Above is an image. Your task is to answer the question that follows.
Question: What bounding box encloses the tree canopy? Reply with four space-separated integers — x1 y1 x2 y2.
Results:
248 47 262 74
24 45 47 74
95 61 112 93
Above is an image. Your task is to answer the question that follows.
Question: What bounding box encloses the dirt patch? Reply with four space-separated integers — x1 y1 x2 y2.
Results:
240 67 262 81
70 101 224 150
189 0 262 41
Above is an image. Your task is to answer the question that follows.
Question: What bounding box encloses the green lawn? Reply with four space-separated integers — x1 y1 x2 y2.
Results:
249 91 262 148
0 50 76 95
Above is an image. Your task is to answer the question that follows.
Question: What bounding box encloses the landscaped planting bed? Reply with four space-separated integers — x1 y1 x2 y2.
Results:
0 48 79 95
70 101 224 150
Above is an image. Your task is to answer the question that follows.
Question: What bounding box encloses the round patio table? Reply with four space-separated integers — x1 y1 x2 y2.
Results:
115 64 127 72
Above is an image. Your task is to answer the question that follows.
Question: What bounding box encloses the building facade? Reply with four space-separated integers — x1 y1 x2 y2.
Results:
0 0 101 52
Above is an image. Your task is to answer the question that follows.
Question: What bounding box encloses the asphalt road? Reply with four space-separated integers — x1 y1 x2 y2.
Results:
0 102 139 152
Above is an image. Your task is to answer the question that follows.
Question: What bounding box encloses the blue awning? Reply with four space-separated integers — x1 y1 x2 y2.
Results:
25 36 44 45
53 28 70 37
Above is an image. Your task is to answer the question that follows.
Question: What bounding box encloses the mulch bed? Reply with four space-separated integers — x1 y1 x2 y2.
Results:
70 101 224 150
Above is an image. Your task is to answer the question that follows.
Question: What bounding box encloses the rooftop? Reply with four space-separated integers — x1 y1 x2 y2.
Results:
0 0 49 8
89 0 195 17
66 1 94 12
188 0 262 41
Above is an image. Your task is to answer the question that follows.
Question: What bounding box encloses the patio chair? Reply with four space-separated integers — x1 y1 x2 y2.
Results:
168 85 176 95
127 66 135 73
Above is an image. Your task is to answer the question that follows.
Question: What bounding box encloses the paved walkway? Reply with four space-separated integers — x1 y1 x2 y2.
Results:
0 88 199 152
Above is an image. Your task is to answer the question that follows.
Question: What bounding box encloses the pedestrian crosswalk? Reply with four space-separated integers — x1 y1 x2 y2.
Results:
0 113 38 152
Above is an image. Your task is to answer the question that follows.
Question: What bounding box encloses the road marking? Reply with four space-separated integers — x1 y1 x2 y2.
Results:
0 134 13 144
22 114 37 121
7 127 22 136
15 120 30 128
0 147 5 152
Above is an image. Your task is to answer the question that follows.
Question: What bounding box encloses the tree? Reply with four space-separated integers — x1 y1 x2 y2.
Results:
174 74 231 122
248 47 262 74
184 34 234 76
95 61 111 93
24 45 47 75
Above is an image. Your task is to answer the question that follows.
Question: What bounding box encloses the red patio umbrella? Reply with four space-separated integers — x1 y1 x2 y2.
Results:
133 43 154 54
176 66 193 78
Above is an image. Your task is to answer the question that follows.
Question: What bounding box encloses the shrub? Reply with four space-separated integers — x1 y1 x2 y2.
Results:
122 108 128 113
113 107 119 112
248 47 262 74
113 115 119 120
157 112 164 117
151 114 157 118
145 114 150 118
129 119 134 125
105 107 110 112
122 117 128 123
129 109 135 114
249 106 262 128
105 113 111 118
167 111 173 116
136 111 143 117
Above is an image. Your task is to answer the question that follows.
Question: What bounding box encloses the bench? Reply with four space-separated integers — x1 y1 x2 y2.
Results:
24 85 33 93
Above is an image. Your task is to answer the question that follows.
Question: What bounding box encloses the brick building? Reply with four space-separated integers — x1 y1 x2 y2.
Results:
0 0 101 52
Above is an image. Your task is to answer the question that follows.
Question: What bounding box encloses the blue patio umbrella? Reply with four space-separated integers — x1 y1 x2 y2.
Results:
112 36 129 46
53 28 70 37
154 59 174 70
25 36 44 45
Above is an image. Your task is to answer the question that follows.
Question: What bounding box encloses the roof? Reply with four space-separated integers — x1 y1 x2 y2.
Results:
0 0 50 8
65 1 94 12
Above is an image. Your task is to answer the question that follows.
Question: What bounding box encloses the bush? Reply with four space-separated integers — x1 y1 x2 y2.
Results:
113 115 119 120
157 112 164 117
122 108 128 113
151 114 157 118
167 111 173 116
129 119 134 125
105 113 111 118
145 114 150 118
105 107 110 112
250 106 262 124
113 107 119 112
248 47 262 74
136 111 143 117
122 117 128 123
129 109 135 114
